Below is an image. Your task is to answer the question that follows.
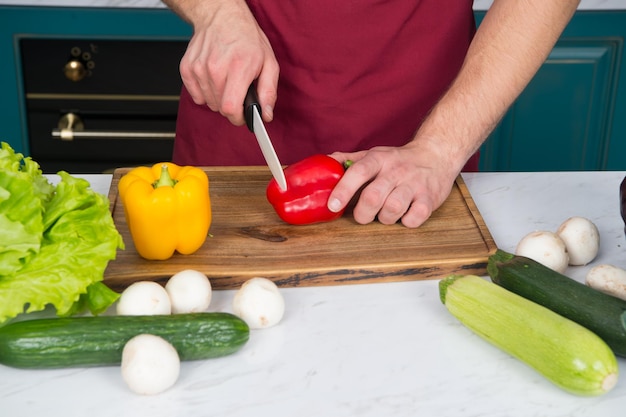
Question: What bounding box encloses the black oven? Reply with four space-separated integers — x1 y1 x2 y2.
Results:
20 37 188 173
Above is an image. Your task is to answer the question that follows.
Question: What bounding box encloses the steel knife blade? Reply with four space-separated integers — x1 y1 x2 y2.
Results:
244 85 288 191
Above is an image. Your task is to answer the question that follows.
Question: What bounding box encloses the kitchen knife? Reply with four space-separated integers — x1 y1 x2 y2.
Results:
244 84 288 191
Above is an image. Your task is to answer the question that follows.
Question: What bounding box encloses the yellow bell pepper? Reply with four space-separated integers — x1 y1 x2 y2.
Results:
118 162 211 260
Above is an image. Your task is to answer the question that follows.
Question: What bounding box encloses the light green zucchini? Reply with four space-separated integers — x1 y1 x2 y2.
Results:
439 274 618 396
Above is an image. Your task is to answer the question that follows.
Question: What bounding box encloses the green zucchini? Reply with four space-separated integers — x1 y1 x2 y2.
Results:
440 274 618 396
0 312 249 369
488 249 626 357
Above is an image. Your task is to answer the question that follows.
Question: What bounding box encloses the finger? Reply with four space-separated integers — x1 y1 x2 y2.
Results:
183 66 222 111
327 156 378 214
184 81 208 107
182 32 234 113
400 193 434 229
219 49 276 126
376 185 413 225
351 178 394 224
179 44 209 106
220 72 251 126
328 150 367 166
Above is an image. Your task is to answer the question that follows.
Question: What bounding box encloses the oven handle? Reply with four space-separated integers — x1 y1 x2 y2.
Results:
52 129 175 140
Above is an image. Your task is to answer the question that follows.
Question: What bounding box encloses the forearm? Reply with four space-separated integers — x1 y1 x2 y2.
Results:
161 0 205 24
161 0 250 26
412 0 580 173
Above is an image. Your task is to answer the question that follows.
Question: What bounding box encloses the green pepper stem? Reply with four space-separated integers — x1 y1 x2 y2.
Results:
153 164 178 188
344 160 354 170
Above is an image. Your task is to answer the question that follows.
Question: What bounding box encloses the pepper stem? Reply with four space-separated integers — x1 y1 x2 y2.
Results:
153 164 177 188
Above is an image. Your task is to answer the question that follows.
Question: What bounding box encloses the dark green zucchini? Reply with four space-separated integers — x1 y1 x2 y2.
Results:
0 312 249 369
487 249 626 357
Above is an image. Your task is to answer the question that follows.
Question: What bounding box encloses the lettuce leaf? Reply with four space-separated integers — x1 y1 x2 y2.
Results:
65 281 122 317
0 144 51 276
0 143 124 324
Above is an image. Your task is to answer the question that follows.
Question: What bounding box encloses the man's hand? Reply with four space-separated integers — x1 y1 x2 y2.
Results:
327 141 458 229
164 0 279 125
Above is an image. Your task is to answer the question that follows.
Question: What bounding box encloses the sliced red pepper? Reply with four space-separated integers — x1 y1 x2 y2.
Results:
266 154 347 225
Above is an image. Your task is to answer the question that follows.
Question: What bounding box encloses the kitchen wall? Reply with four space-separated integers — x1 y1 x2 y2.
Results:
0 0 625 10
2 0 625 171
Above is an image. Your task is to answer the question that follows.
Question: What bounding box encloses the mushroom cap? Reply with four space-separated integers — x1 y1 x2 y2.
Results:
232 277 285 329
557 216 600 266
121 334 180 395
165 269 212 314
516 230 569 273
116 281 172 316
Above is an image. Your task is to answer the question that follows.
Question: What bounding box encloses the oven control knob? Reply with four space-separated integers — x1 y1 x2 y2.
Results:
64 59 87 82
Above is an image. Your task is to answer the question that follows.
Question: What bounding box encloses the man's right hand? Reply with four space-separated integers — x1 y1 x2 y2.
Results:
164 0 279 125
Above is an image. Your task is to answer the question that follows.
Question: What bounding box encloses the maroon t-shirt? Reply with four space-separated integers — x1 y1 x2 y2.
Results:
173 0 479 171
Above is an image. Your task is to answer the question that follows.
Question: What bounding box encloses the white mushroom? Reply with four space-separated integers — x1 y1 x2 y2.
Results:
121 334 180 395
165 269 212 314
586 264 626 301
232 277 285 329
556 216 600 266
515 230 569 273
116 281 172 316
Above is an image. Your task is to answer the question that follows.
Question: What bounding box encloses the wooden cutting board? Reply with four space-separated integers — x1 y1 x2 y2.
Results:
103 167 497 291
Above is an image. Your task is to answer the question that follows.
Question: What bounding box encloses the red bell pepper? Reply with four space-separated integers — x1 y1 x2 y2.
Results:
266 154 347 225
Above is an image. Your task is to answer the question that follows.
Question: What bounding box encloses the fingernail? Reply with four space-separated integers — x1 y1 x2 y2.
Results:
264 105 274 121
328 198 342 213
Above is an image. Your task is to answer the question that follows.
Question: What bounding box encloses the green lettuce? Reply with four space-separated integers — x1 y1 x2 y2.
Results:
0 142 124 324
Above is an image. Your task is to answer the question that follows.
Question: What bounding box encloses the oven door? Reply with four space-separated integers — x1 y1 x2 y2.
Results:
20 37 187 173
27 98 178 173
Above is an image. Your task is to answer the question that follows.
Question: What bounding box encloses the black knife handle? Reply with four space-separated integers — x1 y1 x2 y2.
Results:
244 84 260 133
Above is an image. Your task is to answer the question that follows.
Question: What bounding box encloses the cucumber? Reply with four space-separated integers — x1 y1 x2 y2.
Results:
0 312 249 369
488 249 626 357
440 274 618 396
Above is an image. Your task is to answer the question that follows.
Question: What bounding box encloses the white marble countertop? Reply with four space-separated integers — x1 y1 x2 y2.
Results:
2 171 626 416
0 0 625 10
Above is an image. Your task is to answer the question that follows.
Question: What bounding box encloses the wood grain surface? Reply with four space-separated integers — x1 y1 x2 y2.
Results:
103 167 497 290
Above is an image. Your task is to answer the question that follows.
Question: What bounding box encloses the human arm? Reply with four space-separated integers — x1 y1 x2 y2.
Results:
161 0 279 125
327 0 580 228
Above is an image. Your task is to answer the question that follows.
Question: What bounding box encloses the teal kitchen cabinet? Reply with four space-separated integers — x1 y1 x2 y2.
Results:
477 11 626 171
1 8 624 171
